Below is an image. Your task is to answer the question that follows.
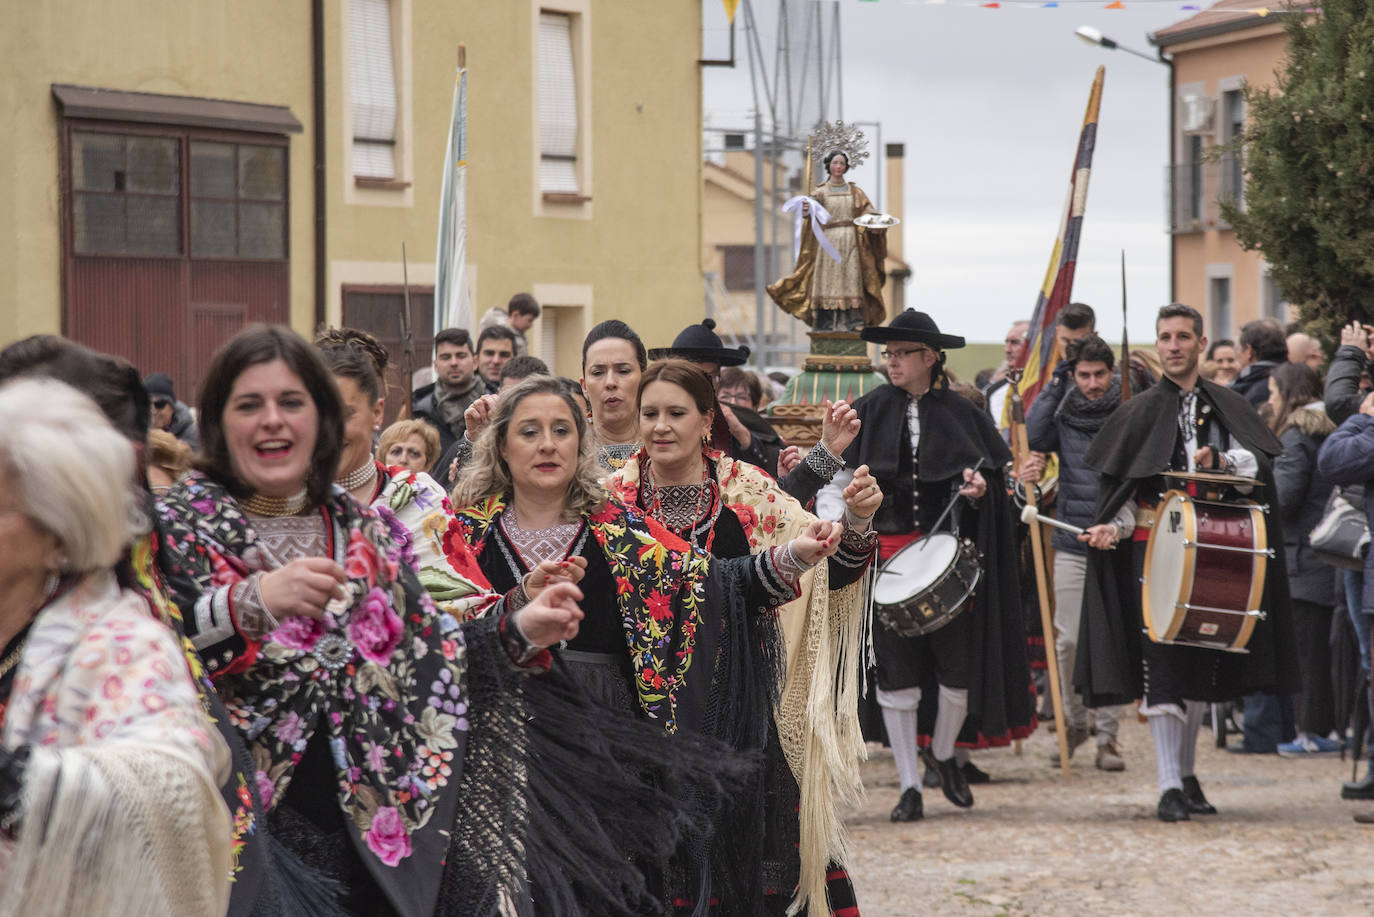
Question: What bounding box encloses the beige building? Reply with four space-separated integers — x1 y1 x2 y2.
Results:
701 142 910 366
2 0 704 397
1151 0 1291 338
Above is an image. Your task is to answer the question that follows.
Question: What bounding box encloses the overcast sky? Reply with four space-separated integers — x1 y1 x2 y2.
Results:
703 0 1194 343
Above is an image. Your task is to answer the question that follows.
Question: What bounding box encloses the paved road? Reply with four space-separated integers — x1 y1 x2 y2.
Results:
844 713 1373 916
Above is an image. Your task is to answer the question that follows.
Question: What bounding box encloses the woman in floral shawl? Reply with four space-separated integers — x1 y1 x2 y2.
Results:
446 375 848 915
153 325 650 917
608 360 882 917
0 378 231 917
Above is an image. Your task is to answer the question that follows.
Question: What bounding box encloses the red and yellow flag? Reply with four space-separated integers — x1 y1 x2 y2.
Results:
1016 66 1105 411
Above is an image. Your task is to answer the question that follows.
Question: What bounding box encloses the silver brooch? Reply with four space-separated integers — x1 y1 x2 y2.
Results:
312 633 353 671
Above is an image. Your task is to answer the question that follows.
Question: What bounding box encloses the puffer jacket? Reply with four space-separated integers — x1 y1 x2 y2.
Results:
1274 404 1337 605
1324 344 1369 425
1317 413 1374 612
1024 366 1114 555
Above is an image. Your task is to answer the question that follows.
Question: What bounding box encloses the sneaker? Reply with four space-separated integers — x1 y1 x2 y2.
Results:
1095 740 1126 772
1277 735 1343 758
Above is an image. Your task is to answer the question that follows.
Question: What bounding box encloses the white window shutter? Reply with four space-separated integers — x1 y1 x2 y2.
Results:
538 13 579 194
351 0 397 179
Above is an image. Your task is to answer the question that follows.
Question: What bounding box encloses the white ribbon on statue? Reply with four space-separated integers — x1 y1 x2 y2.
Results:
781 195 843 265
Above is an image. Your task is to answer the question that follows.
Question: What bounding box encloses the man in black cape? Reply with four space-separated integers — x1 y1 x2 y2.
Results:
829 309 1034 822
1076 303 1299 822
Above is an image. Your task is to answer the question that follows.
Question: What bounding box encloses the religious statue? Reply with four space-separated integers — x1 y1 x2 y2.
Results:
767 121 890 332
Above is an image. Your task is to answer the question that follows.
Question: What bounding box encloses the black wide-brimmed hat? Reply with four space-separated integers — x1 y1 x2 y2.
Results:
860 309 966 349
648 319 751 366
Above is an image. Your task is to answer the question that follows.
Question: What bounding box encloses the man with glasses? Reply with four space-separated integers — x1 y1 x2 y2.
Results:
142 372 199 451
820 309 1034 822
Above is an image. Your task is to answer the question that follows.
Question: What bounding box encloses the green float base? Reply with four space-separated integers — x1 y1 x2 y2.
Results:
767 332 885 447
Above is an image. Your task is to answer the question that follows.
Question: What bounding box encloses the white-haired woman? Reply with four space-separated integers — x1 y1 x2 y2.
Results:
0 378 232 917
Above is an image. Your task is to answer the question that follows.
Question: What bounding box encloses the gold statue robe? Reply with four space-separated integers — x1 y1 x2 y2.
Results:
768 181 888 330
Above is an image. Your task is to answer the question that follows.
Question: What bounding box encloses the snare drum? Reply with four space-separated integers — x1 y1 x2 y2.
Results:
1141 490 1270 652
873 533 982 637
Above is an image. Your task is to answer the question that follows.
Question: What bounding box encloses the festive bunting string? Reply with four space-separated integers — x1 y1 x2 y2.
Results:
836 0 1314 10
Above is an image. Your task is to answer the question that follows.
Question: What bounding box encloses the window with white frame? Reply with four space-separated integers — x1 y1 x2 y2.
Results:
538 11 580 195
350 0 398 180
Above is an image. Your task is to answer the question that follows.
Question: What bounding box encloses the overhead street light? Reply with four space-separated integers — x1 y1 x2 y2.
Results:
1075 26 1169 67
1075 24 1177 301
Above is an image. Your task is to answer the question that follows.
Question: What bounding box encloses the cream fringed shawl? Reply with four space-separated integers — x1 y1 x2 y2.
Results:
0 571 232 917
611 453 870 916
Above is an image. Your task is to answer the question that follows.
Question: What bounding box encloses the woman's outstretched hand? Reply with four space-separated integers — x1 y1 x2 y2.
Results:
790 519 844 565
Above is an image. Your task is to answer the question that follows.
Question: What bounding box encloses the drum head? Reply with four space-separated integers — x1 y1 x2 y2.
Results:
875 533 958 605
1143 492 1191 641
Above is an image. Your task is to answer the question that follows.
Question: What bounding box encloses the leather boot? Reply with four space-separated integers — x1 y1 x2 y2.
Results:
1157 788 1191 822
920 747 974 808
889 787 924 822
1181 776 1218 815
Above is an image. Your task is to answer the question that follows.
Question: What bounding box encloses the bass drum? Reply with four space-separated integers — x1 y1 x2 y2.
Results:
1141 490 1269 652
873 532 982 637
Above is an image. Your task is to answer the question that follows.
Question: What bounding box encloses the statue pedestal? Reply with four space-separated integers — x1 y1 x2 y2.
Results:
768 332 886 447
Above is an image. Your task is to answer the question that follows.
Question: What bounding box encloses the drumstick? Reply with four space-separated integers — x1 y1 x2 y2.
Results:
1018 504 1086 537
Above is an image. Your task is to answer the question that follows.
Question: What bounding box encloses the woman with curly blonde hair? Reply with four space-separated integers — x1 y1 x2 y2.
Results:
446 374 846 913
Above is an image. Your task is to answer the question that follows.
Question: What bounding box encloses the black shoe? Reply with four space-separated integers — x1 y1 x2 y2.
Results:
922 767 941 789
1180 776 1218 815
920 747 974 808
1342 770 1374 800
961 761 991 784
889 787 924 822
1157 788 1191 822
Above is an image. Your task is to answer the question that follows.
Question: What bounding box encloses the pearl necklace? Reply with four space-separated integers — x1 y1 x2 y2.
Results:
337 460 378 494
241 488 309 517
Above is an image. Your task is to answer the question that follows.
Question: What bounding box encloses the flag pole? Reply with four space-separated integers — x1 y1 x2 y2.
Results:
1008 370 1071 778
398 242 415 420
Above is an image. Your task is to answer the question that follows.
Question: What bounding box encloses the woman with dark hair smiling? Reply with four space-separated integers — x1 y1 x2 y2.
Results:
608 359 881 916
154 324 652 917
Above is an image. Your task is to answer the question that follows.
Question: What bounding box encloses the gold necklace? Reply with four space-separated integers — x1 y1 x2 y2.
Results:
241 488 309 517
337 460 378 493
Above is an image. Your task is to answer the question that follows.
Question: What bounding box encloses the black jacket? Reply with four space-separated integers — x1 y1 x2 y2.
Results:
1324 344 1369 425
1230 360 1279 407
412 376 485 463
1274 405 1337 606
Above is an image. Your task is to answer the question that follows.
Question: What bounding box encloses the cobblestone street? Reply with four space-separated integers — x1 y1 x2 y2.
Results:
845 713 1374 916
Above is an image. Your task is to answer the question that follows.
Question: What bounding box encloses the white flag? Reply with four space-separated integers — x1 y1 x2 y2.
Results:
434 67 470 338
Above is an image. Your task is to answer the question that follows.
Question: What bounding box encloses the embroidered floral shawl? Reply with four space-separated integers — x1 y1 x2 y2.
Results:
445 495 711 733
374 464 494 621
611 450 870 915
157 473 479 916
